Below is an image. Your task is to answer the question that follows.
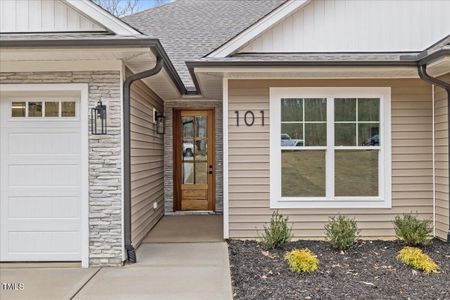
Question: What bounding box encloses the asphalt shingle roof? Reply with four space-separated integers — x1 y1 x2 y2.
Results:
123 0 287 89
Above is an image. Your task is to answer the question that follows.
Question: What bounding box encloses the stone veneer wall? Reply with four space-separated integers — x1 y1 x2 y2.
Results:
0 71 123 266
164 99 223 213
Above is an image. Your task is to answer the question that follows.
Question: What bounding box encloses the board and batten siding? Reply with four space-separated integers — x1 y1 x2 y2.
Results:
129 71 164 247
239 0 450 53
0 0 105 33
228 79 434 239
434 74 450 241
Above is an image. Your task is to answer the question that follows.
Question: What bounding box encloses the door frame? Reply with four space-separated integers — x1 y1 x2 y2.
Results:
173 108 216 212
0 83 89 268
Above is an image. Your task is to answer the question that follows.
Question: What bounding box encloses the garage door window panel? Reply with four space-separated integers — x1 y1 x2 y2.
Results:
10 100 77 119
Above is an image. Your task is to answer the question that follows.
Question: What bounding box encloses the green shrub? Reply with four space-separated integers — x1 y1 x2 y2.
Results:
324 215 359 250
284 248 319 273
397 247 438 274
393 214 432 246
260 211 292 249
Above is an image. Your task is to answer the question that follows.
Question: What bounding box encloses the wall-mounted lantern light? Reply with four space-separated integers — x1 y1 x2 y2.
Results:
156 113 165 134
91 99 107 135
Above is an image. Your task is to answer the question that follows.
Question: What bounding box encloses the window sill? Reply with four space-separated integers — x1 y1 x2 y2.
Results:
271 198 392 209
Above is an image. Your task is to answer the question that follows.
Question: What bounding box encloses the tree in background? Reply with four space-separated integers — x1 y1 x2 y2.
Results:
93 0 140 17
93 0 168 17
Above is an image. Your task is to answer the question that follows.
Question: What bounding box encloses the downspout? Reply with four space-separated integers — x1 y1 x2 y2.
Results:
417 63 450 241
123 56 163 263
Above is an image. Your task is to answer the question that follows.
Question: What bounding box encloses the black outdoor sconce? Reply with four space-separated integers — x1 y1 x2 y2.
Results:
155 113 165 134
91 100 107 135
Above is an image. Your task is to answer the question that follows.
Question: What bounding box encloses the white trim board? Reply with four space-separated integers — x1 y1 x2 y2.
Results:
0 83 90 268
66 0 140 35
193 66 420 79
1 60 123 73
269 87 392 209
222 78 230 239
207 0 310 57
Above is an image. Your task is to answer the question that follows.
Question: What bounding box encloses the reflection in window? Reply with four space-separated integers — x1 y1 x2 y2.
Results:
45 102 59 117
335 150 378 196
11 102 26 117
281 98 326 146
195 162 207 184
335 98 380 146
183 162 194 184
28 102 43 117
195 116 207 138
182 117 194 138
181 113 209 185
61 102 76 117
182 140 194 160
195 140 207 161
282 150 326 197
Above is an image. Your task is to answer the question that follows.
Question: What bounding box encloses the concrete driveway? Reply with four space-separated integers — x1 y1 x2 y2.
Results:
0 266 99 300
0 242 232 300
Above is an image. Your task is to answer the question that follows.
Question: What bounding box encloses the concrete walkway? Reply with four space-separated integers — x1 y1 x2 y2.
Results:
1 217 232 300
143 215 223 243
75 243 232 300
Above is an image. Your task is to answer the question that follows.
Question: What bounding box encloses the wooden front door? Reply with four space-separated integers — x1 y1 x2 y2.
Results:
174 109 215 211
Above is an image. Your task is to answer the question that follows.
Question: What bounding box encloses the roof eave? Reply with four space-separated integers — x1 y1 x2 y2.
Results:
0 38 188 95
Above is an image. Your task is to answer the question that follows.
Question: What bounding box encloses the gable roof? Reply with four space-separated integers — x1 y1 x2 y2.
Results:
0 0 140 35
207 0 309 58
123 0 286 89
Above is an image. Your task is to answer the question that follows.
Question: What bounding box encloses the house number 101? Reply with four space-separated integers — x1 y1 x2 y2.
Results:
234 110 265 126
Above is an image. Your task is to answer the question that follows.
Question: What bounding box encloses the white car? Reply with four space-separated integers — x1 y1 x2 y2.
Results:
281 134 304 146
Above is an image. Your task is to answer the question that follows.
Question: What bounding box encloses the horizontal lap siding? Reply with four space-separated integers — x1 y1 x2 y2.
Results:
130 72 164 247
434 74 449 241
228 79 433 239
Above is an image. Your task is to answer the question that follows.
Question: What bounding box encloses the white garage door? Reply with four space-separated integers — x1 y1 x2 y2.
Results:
1 97 83 262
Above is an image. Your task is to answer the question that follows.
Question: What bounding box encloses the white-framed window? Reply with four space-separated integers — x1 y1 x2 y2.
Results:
270 87 391 208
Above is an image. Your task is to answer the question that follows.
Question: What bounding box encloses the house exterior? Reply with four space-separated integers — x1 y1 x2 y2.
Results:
0 0 449 267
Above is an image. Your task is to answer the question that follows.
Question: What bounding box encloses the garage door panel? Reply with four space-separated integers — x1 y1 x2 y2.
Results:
9 165 81 186
7 219 80 231
8 133 81 155
8 231 80 256
7 187 80 197
7 156 81 164
7 122 80 130
8 197 80 218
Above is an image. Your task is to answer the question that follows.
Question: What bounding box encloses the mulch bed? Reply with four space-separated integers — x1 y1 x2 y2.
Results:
228 239 450 300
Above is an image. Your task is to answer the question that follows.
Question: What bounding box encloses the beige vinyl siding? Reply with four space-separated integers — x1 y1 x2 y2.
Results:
130 71 164 247
434 74 449 241
228 79 433 239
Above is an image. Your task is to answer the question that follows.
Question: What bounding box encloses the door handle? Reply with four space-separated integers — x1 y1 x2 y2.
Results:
208 165 213 175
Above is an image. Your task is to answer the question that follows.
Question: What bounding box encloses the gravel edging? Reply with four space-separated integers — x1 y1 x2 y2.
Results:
228 239 450 300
